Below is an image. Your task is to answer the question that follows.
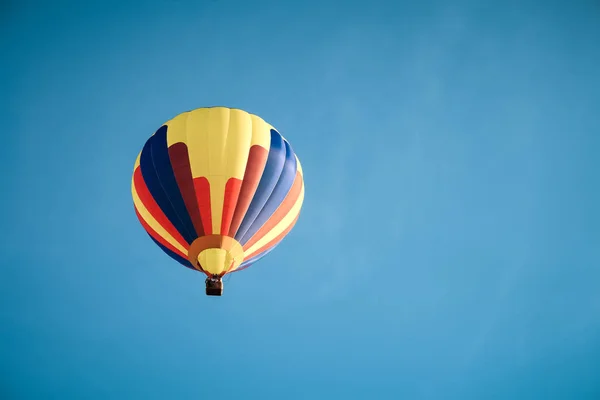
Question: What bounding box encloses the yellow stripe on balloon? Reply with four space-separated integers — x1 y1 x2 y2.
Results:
208 108 253 234
225 109 254 178
250 114 273 149
180 108 242 234
132 152 141 172
185 108 211 179
165 111 190 146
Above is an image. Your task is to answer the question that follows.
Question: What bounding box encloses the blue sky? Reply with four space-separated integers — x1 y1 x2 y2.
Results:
2 0 599 398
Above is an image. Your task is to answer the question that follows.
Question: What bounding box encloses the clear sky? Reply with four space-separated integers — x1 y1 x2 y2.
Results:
2 0 599 398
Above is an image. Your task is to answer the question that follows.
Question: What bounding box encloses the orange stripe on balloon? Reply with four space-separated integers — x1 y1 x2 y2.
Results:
242 171 303 251
134 167 189 249
221 178 243 235
194 177 212 235
134 208 188 260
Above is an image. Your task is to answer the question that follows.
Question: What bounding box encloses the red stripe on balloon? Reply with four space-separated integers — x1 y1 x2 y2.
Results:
193 177 212 235
221 178 243 236
228 145 269 237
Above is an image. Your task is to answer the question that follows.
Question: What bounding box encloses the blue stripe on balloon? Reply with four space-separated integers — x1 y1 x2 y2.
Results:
239 139 297 245
139 125 196 244
148 235 196 271
234 129 286 242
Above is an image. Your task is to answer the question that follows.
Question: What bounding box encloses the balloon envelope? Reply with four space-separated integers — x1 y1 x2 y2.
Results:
131 107 304 276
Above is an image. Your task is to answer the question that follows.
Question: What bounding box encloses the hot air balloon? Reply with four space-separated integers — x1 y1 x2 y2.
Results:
131 107 305 296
